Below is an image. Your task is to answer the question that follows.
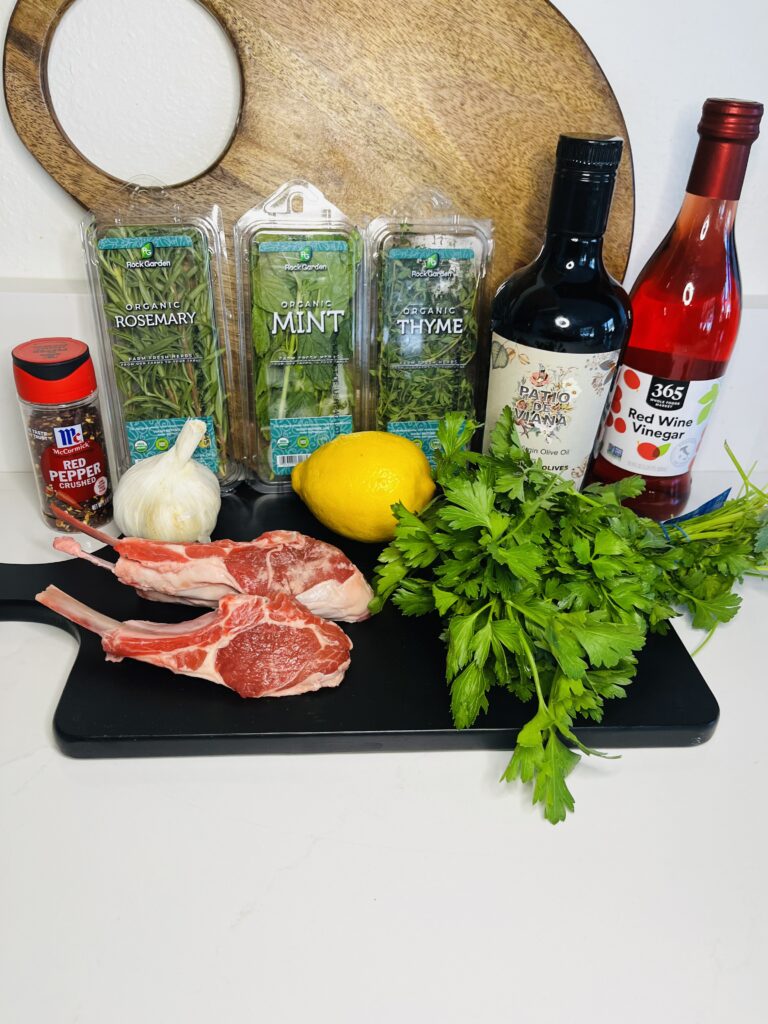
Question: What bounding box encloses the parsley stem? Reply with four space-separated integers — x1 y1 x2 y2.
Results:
691 626 717 657
505 600 547 628
519 631 547 713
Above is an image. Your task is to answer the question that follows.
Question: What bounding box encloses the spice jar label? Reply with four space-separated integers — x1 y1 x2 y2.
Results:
40 436 109 506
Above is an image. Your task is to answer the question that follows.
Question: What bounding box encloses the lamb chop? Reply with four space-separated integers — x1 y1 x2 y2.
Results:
51 506 372 623
36 586 352 698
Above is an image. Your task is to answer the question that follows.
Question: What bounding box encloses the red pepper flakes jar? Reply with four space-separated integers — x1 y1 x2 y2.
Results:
12 338 113 531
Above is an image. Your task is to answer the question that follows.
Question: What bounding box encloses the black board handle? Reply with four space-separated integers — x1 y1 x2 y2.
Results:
0 597 80 641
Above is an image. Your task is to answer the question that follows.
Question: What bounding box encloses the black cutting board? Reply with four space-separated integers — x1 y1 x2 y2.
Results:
0 488 719 758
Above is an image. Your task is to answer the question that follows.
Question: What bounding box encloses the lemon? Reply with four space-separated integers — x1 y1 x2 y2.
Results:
292 432 436 543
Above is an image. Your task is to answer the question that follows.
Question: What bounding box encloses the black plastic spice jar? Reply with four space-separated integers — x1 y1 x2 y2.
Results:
12 338 113 531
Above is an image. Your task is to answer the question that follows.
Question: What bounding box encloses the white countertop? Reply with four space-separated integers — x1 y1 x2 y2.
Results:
1 469 766 1024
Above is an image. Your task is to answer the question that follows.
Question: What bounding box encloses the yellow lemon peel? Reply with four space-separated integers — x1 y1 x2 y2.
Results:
292 432 435 543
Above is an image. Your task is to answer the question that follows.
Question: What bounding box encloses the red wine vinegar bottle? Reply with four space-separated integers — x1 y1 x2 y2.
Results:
483 135 630 488
589 98 763 519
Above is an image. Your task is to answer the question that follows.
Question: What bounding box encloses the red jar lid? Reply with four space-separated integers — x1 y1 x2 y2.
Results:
12 338 98 404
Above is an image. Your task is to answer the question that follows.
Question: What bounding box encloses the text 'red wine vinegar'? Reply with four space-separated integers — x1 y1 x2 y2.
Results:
589 98 763 519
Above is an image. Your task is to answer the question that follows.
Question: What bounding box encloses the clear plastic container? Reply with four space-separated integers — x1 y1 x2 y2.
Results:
82 184 239 489
366 189 493 464
235 180 363 490
12 337 113 532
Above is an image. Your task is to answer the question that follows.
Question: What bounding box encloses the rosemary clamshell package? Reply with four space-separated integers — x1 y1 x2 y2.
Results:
83 186 238 488
366 190 492 464
235 180 363 489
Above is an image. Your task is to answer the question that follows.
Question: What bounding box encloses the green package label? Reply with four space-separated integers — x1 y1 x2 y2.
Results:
94 226 230 476
124 416 219 473
387 419 441 467
249 232 358 482
377 245 481 434
269 415 352 475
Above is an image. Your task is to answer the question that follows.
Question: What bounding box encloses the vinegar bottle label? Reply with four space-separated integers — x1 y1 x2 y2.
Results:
483 334 620 487
599 364 723 476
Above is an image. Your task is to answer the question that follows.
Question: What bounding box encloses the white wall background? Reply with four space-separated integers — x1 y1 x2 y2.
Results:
0 0 766 474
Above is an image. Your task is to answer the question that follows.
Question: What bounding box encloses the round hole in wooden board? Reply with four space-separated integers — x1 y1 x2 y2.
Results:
45 0 242 187
4 0 634 288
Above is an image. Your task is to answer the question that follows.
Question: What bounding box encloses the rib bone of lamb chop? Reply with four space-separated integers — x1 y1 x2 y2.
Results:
51 506 372 623
36 586 352 698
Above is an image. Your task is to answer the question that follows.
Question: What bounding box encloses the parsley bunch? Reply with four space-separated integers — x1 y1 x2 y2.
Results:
372 410 767 823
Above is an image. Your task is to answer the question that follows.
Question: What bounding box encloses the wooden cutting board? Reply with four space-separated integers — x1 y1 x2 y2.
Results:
3 0 634 286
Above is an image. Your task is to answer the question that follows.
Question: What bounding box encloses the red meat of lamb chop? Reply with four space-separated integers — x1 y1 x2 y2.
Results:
51 506 372 623
36 586 352 698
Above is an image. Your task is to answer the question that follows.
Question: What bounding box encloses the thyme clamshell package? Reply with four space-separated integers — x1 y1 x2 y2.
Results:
367 191 492 463
83 188 237 488
235 180 363 489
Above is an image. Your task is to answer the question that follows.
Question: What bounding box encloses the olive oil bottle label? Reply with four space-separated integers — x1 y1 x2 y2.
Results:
599 365 722 477
483 334 620 487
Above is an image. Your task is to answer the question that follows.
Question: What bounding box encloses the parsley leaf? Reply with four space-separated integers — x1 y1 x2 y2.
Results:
373 408 767 824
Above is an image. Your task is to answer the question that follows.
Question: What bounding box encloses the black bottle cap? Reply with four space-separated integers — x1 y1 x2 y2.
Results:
556 134 623 173
547 135 624 237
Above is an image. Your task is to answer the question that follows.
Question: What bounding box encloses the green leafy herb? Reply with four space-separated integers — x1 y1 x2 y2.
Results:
372 409 767 824
94 225 230 474
250 235 358 480
375 244 482 455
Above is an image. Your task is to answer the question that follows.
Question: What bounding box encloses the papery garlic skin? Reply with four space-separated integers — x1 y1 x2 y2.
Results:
114 420 222 542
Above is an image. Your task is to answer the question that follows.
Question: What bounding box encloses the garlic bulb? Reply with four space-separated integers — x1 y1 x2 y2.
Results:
114 420 221 542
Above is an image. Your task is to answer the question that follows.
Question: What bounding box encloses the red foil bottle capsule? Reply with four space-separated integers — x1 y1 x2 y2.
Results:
589 98 763 519
12 338 113 531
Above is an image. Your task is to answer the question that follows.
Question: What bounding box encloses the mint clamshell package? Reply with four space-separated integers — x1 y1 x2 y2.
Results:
235 181 363 489
366 191 492 463
83 186 238 488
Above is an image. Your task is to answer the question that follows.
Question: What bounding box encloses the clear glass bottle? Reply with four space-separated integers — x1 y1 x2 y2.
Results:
12 337 113 531
589 98 763 519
